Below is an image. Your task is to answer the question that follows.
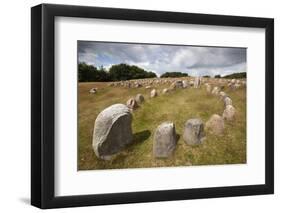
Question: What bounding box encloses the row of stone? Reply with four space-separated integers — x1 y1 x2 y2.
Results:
107 77 245 90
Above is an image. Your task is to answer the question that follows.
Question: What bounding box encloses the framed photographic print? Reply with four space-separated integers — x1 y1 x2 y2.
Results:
31 3 274 209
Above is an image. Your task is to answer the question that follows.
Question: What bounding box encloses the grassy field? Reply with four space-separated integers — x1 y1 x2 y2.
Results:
78 80 246 170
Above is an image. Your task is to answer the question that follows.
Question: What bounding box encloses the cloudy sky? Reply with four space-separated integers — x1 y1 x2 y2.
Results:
78 41 246 77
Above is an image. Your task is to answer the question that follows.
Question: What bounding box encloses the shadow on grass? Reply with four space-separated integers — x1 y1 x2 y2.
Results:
132 130 151 144
110 130 151 165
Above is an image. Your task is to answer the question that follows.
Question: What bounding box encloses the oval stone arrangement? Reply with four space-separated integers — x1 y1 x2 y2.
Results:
92 104 133 160
92 77 241 160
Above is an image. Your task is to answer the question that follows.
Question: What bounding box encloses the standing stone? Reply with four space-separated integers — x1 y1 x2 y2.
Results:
92 104 133 160
175 80 183 88
126 98 139 110
162 88 169 94
150 89 158 98
206 84 212 93
222 105 236 121
194 77 201 88
211 86 220 95
182 80 189 88
135 94 145 104
183 118 205 145
153 122 177 158
224 96 233 107
206 114 225 135
219 91 227 100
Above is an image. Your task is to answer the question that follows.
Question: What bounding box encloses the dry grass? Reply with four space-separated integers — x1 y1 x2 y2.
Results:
78 80 246 170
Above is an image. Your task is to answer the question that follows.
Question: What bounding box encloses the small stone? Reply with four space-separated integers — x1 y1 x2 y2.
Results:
206 84 212 93
223 105 236 121
162 88 169 94
194 77 201 88
153 122 177 158
206 114 224 135
126 98 139 110
135 94 145 104
219 91 227 100
150 89 158 98
182 80 189 88
224 96 233 107
211 86 220 95
183 118 205 145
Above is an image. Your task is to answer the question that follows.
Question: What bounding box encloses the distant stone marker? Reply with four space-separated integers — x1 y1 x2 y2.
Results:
92 104 133 160
153 122 177 158
150 89 158 98
206 114 225 135
183 118 205 145
89 88 97 94
135 94 145 104
223 105 236 121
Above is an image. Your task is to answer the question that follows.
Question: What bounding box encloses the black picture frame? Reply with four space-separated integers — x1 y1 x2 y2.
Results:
31 3 274 209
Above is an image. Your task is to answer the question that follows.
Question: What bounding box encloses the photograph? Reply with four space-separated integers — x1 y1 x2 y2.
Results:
78 41 247 170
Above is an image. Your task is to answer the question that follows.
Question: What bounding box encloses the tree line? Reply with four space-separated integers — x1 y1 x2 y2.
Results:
78 62 157 82
160 72 188 78
223 72 246 79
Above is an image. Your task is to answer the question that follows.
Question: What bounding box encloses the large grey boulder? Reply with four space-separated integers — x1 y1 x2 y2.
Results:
92 104 133 160
183 118 205 145
153 122 177 158
206 114 225 135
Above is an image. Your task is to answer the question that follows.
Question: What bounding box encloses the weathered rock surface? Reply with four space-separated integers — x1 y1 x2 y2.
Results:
153 122 177 158
92 104 133 160
135 94 145 104
183 118 205 145
223 105 236 121
206 114 225 135
150 89 158 98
